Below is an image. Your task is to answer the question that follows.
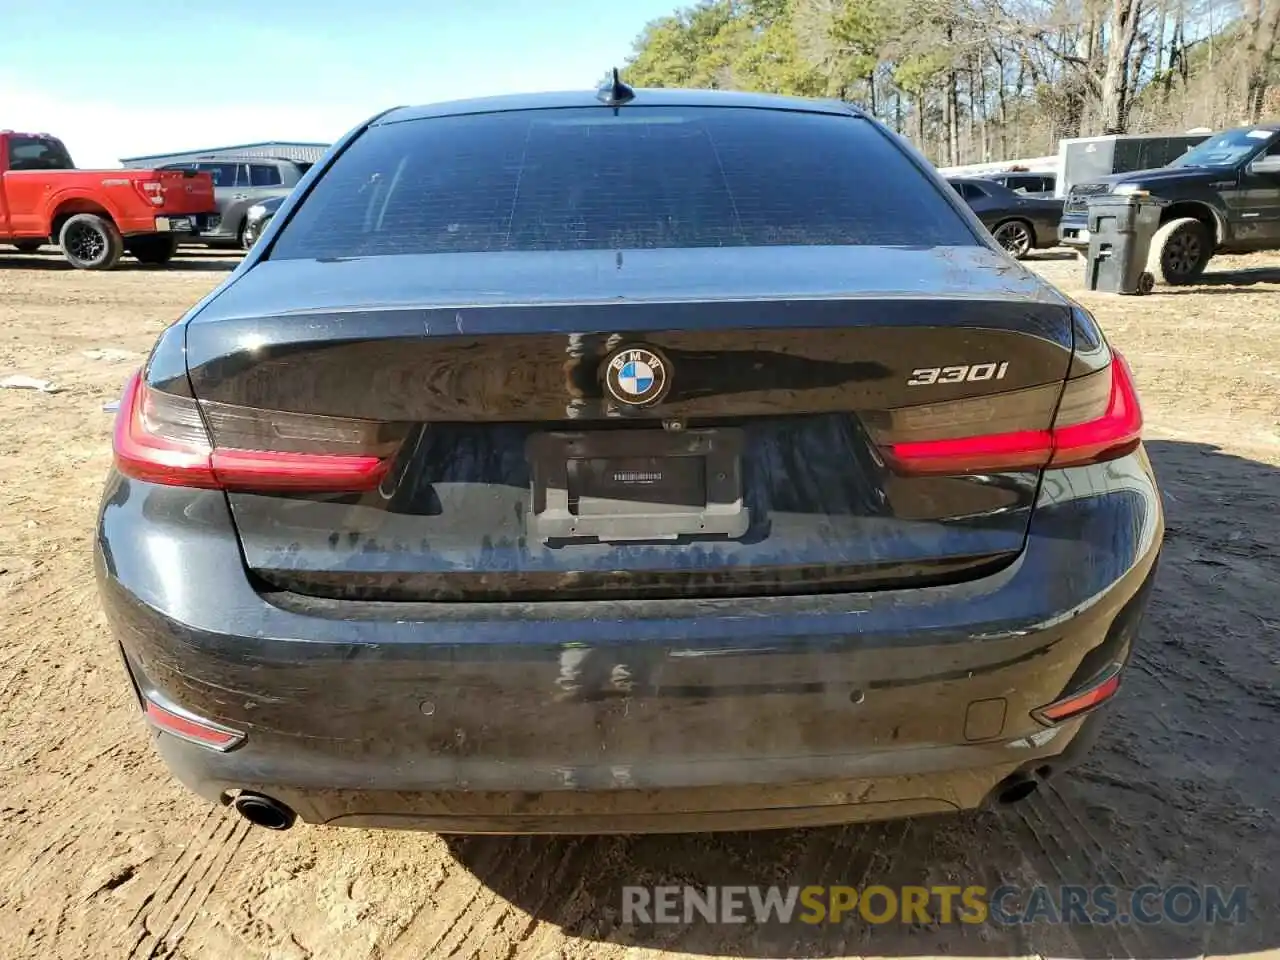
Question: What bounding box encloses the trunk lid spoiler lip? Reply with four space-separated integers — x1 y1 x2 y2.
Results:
187 245 1069 326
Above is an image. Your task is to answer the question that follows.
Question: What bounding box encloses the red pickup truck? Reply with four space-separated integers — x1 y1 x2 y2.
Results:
0 131 217 269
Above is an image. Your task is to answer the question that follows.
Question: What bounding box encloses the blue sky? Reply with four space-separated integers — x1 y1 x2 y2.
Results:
2 0 677 167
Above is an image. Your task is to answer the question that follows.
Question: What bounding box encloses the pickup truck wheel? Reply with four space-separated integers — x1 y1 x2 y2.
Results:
13 241 43 254
59 214 123 270
1148 217 1212 285
126 235 178 265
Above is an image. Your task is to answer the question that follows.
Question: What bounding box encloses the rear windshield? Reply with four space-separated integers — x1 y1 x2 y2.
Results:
7 135 75 171
270 106 975 259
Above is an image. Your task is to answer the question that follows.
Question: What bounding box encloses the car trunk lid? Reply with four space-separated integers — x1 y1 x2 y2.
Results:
184 245 1075 602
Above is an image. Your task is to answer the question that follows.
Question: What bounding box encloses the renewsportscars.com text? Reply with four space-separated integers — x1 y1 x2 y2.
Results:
621 884 1248 926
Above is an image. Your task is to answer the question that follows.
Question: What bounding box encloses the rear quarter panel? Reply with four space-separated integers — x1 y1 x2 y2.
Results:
1029 199 1065 246
0 172 138 234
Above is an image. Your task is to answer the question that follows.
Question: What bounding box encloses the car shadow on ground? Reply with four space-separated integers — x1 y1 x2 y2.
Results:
1159 266 1280 292
444 440 1279 958
0 253 238 272
1025 250 1078 261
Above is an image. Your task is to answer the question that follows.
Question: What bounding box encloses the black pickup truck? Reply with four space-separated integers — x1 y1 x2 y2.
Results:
1059 123 1280 283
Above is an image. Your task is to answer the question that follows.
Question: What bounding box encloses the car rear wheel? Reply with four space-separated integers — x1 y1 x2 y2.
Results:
12 241 43 254
1148 217 1212 285
992 219 1033 259
59 214 123 271
126 235 179 266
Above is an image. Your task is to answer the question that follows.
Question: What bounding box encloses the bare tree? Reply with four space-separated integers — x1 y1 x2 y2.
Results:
627 0 1278 164
990 41 1010 157
1100 0 1144 132
1242 0 1280 121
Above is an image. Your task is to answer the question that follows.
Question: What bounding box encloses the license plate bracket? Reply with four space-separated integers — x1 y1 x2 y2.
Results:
526 429 748 543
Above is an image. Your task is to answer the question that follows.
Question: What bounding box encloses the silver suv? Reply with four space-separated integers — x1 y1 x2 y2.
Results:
161 158 309 248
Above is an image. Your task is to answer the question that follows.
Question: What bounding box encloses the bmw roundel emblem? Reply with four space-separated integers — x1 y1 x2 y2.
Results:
603 345 671 407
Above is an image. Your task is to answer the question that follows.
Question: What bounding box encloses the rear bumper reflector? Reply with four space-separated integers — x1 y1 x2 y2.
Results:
144 699 245 752
1032 664 1123 725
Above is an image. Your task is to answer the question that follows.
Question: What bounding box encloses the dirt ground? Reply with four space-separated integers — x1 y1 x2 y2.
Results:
0 246 1277 960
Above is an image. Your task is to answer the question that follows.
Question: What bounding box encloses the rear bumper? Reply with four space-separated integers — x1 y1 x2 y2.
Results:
146 710 1113 833
115 212 216 238
95 451 1163 833
152 215 196 235
192 216 240 243
1059 213 1090 248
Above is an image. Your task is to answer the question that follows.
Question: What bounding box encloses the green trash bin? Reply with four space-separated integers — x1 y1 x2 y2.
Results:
1083 193 1167 295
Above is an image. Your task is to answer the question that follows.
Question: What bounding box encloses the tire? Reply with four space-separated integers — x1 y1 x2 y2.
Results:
125 235 178 266
12 241 43 254
1147 217 1212 285
239 218 256 250
58 213 123 270
991 219 1034 259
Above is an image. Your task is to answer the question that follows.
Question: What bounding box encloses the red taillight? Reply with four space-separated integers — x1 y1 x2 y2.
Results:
211 448 388 491
887 428 1053 475
1033 664 1123 724
145 699 244 751
112 371 395 492
884 353 1142 476
1048 353 1142 467
113 371 219 488
137 180 165 206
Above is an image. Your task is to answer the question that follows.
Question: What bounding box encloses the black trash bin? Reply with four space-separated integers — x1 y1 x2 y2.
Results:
1083 193 1167 295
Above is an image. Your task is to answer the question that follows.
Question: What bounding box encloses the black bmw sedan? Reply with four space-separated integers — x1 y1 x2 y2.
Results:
948 176 1066 258
96 83 1163 835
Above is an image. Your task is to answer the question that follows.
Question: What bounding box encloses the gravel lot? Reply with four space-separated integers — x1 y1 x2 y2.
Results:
0 247 1277 960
